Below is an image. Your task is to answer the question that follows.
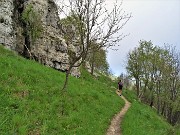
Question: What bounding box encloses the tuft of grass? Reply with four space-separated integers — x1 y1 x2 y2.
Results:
0 45 124 134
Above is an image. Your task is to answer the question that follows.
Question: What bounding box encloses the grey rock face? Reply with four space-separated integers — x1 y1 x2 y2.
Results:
0 0 15 49
0 0 80 77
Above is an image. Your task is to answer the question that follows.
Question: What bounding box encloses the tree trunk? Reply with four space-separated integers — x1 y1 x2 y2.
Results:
168 107 173 124
161 101 165 116
150 100 153 108
60 68 71 115
62 69 71 91
157 95 160 114
90 52 95 75
172 111 180 125
156 81 161 114
136 78 140 98
91 62 94 75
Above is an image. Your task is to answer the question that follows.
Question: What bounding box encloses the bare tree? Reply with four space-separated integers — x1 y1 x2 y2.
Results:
57 0 132 91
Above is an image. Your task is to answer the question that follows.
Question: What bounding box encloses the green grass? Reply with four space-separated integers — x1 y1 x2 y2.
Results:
0 45 176 135
0 45 124 135
121 89 177 135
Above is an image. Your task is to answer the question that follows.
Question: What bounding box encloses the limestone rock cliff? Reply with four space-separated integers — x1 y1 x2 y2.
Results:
0 0 80 77
0 0 14 49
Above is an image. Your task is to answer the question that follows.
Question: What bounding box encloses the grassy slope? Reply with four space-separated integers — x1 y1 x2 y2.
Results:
0 45 176 135
0 45 124 135
122 89 178 135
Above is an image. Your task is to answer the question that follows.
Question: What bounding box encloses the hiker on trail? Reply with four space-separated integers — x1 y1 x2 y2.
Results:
118 80 123 96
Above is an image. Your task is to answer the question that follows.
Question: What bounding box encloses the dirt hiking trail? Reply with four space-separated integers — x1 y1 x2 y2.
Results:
106 90 131 135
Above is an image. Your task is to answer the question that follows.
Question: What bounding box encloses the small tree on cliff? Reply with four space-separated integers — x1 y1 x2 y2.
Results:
57 0 131 91
22 4 43 58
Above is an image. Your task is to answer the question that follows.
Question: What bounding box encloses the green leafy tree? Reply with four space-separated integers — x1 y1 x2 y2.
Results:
87 41 109 75
126 40 180 125
126 47 142 97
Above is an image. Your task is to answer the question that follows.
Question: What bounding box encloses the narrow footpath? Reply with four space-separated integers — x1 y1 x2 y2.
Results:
106 91 131 135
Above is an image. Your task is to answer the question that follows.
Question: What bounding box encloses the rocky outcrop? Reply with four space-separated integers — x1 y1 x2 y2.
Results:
0 0 14 49
0 0 80 77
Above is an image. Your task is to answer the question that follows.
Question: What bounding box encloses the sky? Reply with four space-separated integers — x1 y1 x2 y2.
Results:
106 0 180 76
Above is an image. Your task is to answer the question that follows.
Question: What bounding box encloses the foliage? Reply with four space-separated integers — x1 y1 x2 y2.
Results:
126 40 180 125
87 41 109 75
22 4 43 45
93 49 109 73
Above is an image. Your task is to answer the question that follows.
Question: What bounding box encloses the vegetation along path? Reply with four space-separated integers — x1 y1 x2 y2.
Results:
106 91 131 135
